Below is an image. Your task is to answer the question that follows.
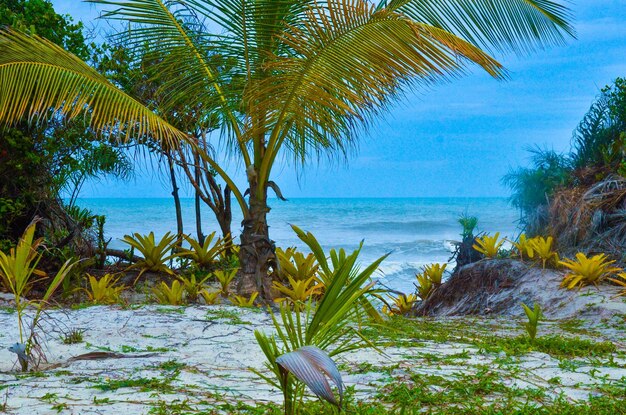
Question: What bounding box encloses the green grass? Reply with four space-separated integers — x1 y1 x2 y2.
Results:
91 376 174 393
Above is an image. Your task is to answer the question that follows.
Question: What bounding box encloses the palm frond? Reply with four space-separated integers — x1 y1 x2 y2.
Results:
257 0 505 182
0 29 187 148
384 0 575 55
88 0 249 161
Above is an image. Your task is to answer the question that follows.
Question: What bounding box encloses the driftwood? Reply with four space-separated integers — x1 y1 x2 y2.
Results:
105 248 141 263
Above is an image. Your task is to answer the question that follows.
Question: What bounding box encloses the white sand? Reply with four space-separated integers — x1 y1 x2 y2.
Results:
0 305 623 414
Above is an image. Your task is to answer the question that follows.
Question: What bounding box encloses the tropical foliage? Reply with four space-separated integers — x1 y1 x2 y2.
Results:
181 233 230 270
559 253 622 289
122 232 179 281
383 293 418 316
473 233 505 258
528 236 559 269
276 248 319 282
0 0 575 300
510 234 536 261
152 280 186 305
0 222 75 370
521 302 542 342
273 275 323 311
230 292 259 308
255 226 387 414
213 269 238 296
85 273 125 304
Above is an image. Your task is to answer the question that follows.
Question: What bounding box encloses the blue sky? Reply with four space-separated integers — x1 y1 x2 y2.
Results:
53 0 626 198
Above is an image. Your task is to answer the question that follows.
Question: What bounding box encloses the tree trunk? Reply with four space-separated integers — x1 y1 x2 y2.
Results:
237 184 275 301
166 152 183 245
193 153 205 244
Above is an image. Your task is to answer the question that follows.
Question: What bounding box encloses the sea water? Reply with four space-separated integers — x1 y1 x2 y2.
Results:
77 197 520 293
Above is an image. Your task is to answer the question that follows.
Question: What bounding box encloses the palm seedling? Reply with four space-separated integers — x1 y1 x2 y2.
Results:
122 232 179 283
521 302 542 342
559 253 621 289
152 280 186 305
0 223 75 370
180 232 230 269
85 273 126 304
255 226 388 414
529 236 559 269
473 232 505 258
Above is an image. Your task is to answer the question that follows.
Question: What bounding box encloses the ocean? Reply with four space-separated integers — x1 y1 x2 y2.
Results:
77 197 520 293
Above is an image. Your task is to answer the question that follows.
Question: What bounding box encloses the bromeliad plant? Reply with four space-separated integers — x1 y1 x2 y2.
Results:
0 223 75 371
609 273 626 297
122 232 179 283
273 275 323 311
180 233 230 269
521 302 542 342
473 232 505 258
415 272 434 300
177 273 210 302
510 233 535 261
85 273 126 304
383 293 419 316
276 248 320 282
230 292 259 307
422 263 447 286
152 280 186 305
255 226 387 415
559 253 621 289
213 269 238 296
529 236 559 269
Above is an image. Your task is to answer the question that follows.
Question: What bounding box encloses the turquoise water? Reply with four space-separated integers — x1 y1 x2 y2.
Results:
77 197 519 292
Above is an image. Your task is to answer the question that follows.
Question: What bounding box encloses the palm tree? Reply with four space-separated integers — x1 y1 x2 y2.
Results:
0 0 574 300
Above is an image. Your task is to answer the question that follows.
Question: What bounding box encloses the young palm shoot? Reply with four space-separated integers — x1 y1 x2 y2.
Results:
255 226 388 415
521 302 542 342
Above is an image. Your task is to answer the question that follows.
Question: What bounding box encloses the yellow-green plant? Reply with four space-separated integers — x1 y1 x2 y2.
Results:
276 247 319 282
177 273 210 302
422 263 447 285
529 236 559 269
181 233 230 269
383 293 418 316
521 302 542 341
85 274 126 304
152 280 186 305
415 272 434 299
213 269 237 296
511 234 535 261
255 226 389 415
199 289 220 305
559 253 621 289
0 223 75 370
230 292 258 307
609 273 626 296
273 275 323 311
472 232 505 258
122 232 179 282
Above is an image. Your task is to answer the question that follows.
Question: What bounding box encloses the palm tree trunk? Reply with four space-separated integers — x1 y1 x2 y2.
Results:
237 182 274 301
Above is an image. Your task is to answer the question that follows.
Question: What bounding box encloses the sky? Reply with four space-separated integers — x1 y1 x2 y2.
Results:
52 0 626 199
